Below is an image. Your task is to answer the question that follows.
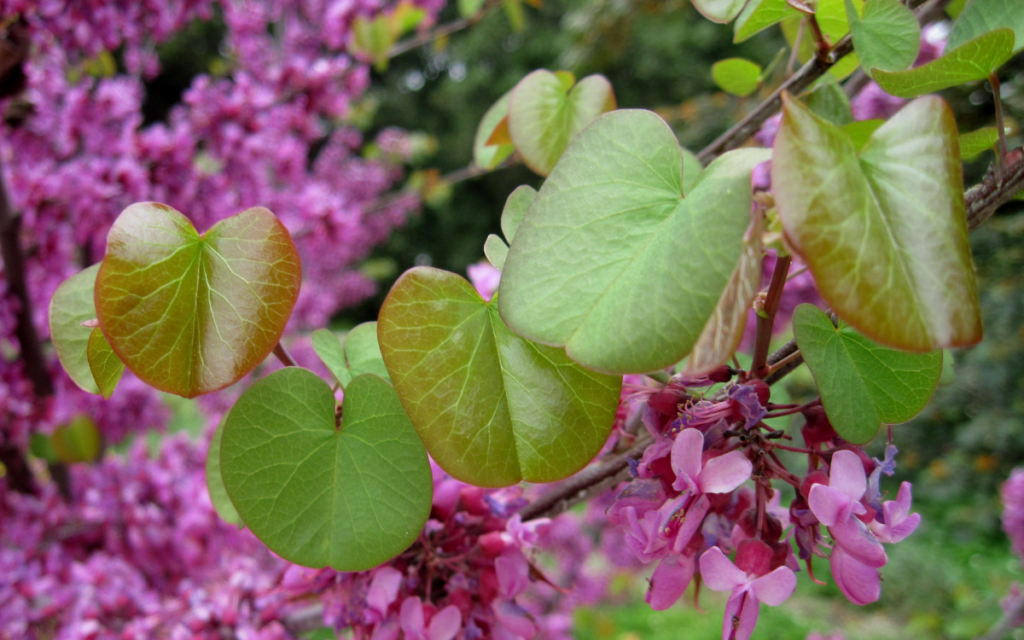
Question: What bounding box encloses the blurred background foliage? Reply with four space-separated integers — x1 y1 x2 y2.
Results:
142 1 1024 637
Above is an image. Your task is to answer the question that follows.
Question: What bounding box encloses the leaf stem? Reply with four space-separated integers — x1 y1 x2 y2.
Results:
752 255 792 378
387 0 503 59
273 343 298 368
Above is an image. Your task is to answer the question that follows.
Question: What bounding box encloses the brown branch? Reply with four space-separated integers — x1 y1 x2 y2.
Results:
387 0 501 59
273 342 298 368
967 149 1024 231
752 255 792 377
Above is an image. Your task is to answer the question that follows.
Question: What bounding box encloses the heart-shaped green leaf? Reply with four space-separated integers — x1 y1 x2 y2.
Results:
873 29 1015 98
95 203 302 398
312 323 391 389
693 0 751 23
221 368 431 570
805 75 853 125
959 126 1000 161
735 0 796 43
846 0 920 76
794 304 942 443
378 267 621 488
206 415 241 526
773 94 982 351
474 91 516 170
502 185 536 244
499 109 769 374
712 58 763 97
87 327 124 400
508 70 616 176
947 0 1024 53
49 264 101 395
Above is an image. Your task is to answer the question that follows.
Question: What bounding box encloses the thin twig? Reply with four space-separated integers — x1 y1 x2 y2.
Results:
387 0 502 58
966 150 1024 231
752 255 792 377
273 343 298 368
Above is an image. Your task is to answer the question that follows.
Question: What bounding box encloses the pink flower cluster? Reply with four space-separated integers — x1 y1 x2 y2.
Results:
609 372 920 640
0 0 443 448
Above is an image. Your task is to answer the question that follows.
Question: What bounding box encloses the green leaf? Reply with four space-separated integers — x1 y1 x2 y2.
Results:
458 0 487 17
946 0 968 19
682 147 704 195
95 203 301 398
503 0 525 32
499 109 770 374
846 0 920 76
873 29 1015 98
794 304 942 443
773 94 982 351
841 118 884 151
938 349 956 386
50 415 102 463
206 415 241 526
735 0 796 43
221 368 432 570
312 323 390 389
474 91 516 170
484 234 510 270
684 209 762 374
351 15 398 71
805 75 853 125
712 58 763 97
49 264 101 395
87 326 124 400
312 329 352 388
959 126 1000 161
782 0 863 80
508 70 616 176
378 267 621 487
693 0 751 23
502 185 537 244
947 0 1024 53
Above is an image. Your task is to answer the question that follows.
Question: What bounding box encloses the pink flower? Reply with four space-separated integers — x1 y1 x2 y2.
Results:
468 261 501 300
645 553 695 611
700 545 797 640
808 451 887 570
399 597 461 640
365 567 404 624
671 429 753 496
829 546 881 606
869 482 920 544
495 549 530 599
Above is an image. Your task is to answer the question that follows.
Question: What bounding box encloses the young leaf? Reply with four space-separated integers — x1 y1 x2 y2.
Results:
474 91 516 170
501 185 536 243
87 326 124 400
693 0 751 23
946 0 1024 53
49 264 101 395
873 29 1015 98
805 75 853 125
794 304 942 443
499 109 769 374
841 118 884 151
312 329 352 388
734 0 796 43
959 126 1000 161
206 415 241 526
458 0 487 17
684 207 762 374
312 323 390 389
507 70 616 176
221 368 432 571
773 94 982 351
484 234 510 270
846 0 920 76
712 58 763 97
95 203 301 398
378 267 621 488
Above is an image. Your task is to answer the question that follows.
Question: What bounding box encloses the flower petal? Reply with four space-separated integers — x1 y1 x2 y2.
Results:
699 546 748 592
672 428 704 488
367 566 404 616
400 597 425 639
427 606 462 640
735 591 762 640
672 494 710 553
831 518 887 568
495 550 530 599
829 450 867 502
646 554 695 611
749 566 797 606
830 546 881 606
808 484 850 528
697 450 753 494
